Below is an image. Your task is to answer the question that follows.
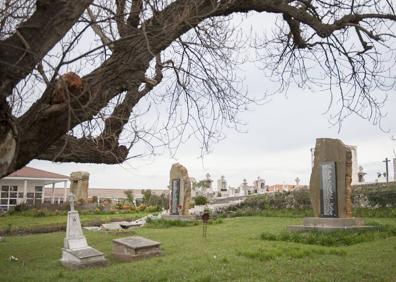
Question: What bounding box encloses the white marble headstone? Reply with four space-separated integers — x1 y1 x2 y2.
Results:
64 210 88 250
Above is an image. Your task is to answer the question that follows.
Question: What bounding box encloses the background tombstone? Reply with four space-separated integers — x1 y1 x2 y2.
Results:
169 163 191 216
70 171 89 202
289 138 373 232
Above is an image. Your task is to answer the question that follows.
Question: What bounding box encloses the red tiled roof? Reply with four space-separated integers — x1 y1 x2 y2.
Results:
7 166 69 179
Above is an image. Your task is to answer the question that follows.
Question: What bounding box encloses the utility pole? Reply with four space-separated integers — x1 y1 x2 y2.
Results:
383 158 390 183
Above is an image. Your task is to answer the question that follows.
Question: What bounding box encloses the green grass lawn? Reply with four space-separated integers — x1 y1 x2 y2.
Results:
0 212 147 233
0 217 395 282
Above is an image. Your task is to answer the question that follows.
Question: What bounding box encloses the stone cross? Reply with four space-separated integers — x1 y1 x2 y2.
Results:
68 193 76 211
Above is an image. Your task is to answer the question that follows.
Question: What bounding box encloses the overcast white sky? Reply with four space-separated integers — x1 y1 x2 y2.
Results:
31 69 396 189
29 11 396 189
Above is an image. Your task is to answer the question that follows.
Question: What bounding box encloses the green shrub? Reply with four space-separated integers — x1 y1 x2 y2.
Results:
194 195 208 206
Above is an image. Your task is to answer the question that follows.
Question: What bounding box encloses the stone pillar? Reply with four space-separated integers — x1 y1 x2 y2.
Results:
288 138 372 232
69 172 89 203
169 163 191 216
309 138 353 218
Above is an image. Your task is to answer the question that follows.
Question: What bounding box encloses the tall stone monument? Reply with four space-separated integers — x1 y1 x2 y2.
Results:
70 171 89 202
168 163 192 216
60 193 107 268
289 138 373 232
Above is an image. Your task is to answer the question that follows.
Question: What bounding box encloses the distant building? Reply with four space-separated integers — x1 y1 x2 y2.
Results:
0 166 169 211
0 166 69 211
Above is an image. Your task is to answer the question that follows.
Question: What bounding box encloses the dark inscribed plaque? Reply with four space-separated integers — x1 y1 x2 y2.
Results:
319 161 338 217
171 179 180 215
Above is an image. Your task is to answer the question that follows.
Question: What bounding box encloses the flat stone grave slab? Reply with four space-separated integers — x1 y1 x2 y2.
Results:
61 247 107 269
112 236 161 261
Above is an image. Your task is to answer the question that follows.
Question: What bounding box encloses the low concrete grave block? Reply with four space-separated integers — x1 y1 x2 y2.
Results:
112 236 161 261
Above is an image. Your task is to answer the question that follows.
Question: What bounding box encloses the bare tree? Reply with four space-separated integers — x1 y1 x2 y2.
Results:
0 0 395 178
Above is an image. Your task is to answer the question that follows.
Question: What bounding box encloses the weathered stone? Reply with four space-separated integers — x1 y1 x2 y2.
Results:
169 163 191 216
309 138 353 218
69 171 89 202
112 236 161 261
289 138 374 233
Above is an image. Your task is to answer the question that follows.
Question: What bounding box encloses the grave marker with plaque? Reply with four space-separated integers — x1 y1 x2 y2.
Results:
288 138 374 232
319 161 337 218
164 163 192 219
171 179 180 215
